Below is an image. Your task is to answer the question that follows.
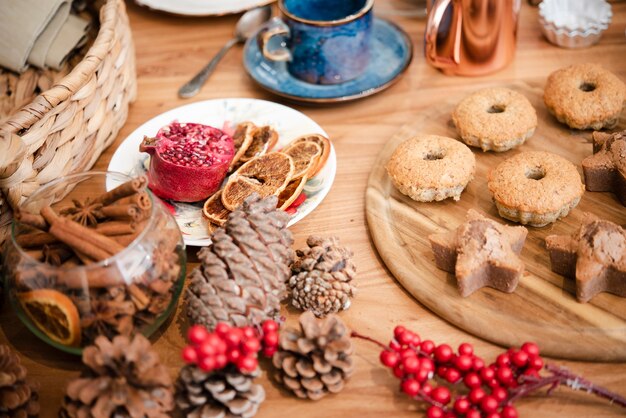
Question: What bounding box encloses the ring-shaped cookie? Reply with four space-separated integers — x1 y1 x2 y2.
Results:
488 151 585 227
386 135 475 202
452 87 537 152
544 63 626 130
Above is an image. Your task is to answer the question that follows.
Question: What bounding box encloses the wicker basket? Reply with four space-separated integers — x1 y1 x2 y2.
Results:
0 0 136 247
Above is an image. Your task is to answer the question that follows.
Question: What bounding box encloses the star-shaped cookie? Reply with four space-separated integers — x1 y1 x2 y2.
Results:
429 209 528 297
546 213 626 303
582 130 626 206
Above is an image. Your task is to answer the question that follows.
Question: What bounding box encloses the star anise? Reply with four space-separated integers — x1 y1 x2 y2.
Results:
60 198 103 226
80 296 136 340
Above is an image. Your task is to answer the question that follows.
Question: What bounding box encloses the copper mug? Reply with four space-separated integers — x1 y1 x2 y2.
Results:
425 0 521 76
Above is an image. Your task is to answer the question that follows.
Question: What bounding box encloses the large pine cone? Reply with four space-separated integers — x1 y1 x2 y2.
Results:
273 311 354 400
60 335 173 418
176 365 265 418
289 236 356 317
186 195 294 330
0 345 39 418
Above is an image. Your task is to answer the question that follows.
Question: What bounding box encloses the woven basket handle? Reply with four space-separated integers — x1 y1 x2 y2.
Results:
0 130 26 173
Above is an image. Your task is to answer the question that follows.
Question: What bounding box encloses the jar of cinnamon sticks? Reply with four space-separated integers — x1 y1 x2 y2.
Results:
1 171 186 354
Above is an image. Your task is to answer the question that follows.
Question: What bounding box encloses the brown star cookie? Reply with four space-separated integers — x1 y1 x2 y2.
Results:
582 130 626 206
429 210 528 297
546 213 626 303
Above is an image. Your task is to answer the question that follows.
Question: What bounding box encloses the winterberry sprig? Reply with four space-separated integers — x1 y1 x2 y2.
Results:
351 326 626 417
182 320 280 374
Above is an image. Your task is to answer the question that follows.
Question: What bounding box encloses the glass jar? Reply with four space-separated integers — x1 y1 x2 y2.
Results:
2 171 186 354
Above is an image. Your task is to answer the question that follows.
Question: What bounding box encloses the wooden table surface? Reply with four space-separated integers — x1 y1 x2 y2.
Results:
2 1 625 417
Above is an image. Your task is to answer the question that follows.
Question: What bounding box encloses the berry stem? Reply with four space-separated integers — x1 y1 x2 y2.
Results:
350 331 388 350
544 364 626 408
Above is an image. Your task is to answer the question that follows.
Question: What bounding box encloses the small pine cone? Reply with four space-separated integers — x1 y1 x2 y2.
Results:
186 195 294 330
60 335 173 418
289 236 356 317
0 345 40 418
176 365 265 418
273 311 354 400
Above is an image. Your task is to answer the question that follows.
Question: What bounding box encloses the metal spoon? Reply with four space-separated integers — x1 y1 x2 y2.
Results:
178 5 273 98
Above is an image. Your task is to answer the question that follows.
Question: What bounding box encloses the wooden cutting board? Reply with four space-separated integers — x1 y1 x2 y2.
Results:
365 82 626 362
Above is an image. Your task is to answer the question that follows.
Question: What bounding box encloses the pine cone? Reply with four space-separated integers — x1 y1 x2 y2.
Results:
60 335 173 418
272 311 354 400
176 365 265 418
289 236 356 317
186 194 294 330
0 345 39 418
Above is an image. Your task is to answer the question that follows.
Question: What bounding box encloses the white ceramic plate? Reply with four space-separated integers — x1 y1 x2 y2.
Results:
108 98 336 247
134 0 274 16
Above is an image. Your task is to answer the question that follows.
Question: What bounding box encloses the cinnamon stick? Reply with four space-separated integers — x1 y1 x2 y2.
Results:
17 220 138 248
95 221 136 236
93 176 148 206
16 232 57 248
111 234 139 247
41 206 125 261
15 211 48 230
100 204 139 220
117 191 152 210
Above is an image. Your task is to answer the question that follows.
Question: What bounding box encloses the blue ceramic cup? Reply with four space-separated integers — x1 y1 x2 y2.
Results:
258 0 374 85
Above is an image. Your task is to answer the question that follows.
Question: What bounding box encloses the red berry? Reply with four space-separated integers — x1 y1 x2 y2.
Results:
204 333 223 349
421 358 435 373
492 386 507 402
426 406 444 418
401 378 420 397
521 342 540 357
472 357 485 371
237 356 258 372
480 395 499 413
408 331 421 346
454 397 471 414
431 387 451 405
415 368 430 382
198 341 216 357
398 331 415 346
469 388 486 404
263 332 279 348
420 340 435 354
215 353 228 369
187 325 209 345
501 405 518 418
215 322 230 337
214 338 227 354
466 409 482 418
523 369 540 379
400 348 416 359
436 366 448 377
182 346 198 364
455 355 473 371
242 338 261 354
242 326 257 339
394 326 406 339
445 368 461 383
389 340 402 352
497 367 513 384
224 328 244 348
199 355 216 371
486 413 502 418
262 320 278 334
380 350 401 368
496 353 511 367
528 355 544 371
393 366 405 378
403 356 421 374
262 347 277 358
487 379 501 388
227 349 241 363
480 366 496 382
464 372 482 388
421 382 433 395
434 344 454 363
458 343 474 356
511 350 529 367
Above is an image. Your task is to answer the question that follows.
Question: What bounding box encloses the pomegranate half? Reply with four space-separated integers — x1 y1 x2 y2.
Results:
140 122 234 202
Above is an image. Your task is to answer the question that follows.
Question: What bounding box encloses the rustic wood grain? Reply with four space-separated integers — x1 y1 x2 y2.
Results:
366 82 626 361
1 1 626 417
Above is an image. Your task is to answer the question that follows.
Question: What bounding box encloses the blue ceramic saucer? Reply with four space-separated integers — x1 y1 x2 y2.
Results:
243 18 413 103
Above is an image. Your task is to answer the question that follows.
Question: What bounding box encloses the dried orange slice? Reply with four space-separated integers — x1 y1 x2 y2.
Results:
19 289 81 347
